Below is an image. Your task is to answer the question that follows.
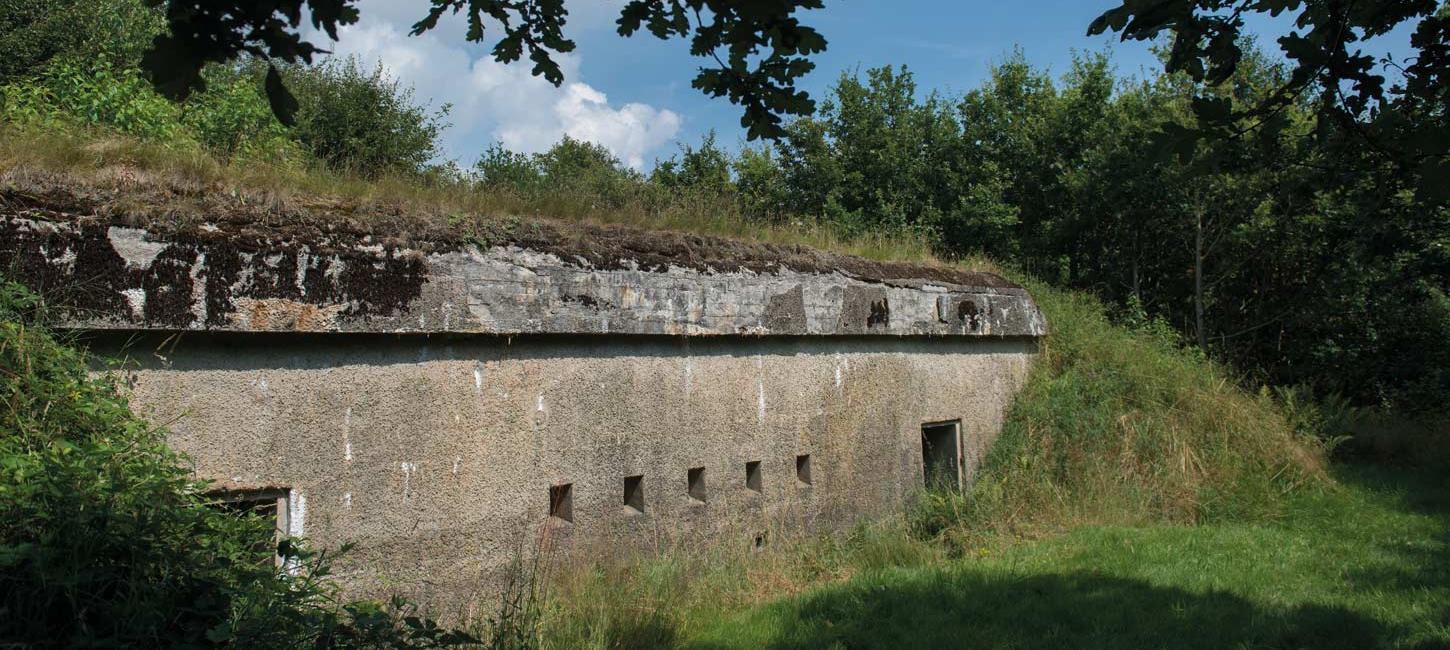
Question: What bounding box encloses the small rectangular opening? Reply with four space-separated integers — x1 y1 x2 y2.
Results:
687 466 707 503
211 489 288 565
922 421 963 490
795 454 812 485
623 475 645 514
745 461 763 493
549 483 574 523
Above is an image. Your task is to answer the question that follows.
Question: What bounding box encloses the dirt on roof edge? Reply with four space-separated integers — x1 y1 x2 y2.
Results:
0 166 1022 291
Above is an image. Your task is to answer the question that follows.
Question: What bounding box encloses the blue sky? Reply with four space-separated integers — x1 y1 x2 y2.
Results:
319 1 1417 169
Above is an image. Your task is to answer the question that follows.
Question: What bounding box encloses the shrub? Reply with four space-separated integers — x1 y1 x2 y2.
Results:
0 0 161 82
285 57 449 178
1 62 185 141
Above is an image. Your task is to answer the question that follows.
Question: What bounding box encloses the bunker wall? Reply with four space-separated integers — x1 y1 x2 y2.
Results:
101 333 1035 619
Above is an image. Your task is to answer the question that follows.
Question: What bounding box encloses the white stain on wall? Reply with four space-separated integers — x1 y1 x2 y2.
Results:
343 406 353 461
401 462 418 497
287 489 306 537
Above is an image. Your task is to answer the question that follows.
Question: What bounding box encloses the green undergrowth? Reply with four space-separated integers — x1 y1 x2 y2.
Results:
925 273 1327 542
0 282 473 648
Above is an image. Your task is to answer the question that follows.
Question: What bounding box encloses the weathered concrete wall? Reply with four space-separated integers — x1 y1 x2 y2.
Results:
1 214 1045 338
96 333 1034 621
3 203 1045 622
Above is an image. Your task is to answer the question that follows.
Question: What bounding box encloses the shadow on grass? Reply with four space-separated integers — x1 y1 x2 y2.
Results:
702 570 1397 650
1334 465 1450 645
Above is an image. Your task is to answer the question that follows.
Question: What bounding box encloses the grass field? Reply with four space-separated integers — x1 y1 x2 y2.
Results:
683 465 1449 650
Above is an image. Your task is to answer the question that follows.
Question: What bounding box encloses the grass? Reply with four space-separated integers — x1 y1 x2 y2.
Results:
527 465 1449 649
0 125 939 264
688 465 1450 650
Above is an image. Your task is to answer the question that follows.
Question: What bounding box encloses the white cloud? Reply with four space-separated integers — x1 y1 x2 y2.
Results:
312 1 679 169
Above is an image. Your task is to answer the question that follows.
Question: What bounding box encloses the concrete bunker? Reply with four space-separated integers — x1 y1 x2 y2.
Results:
1 198 1046 617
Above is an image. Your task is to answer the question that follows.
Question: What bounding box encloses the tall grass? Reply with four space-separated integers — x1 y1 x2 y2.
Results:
920 275 1327 546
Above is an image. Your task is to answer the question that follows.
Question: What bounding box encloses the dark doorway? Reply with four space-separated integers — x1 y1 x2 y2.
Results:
921 421 962 490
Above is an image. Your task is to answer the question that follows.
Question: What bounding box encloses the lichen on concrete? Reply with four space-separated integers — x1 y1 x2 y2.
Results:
1 211 1045 338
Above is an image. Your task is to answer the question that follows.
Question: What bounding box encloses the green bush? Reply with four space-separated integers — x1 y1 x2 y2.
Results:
284 57 449 178
0 0 161 82
0 281 471 648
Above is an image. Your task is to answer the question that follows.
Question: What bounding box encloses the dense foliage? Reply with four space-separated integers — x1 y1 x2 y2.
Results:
1090 0 1450 200
0 0 447 177
0 283 472 648
756 54 1448 414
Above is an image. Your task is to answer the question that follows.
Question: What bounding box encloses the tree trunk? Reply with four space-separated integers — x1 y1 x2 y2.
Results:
1194 205 1207 351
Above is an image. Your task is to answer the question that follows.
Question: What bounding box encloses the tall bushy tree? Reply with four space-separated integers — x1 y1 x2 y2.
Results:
652 131 734 196
775 66 1017 249
283 57 450 178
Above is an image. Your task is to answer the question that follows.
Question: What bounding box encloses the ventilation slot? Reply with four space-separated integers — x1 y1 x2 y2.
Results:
623 475 645 514
687 466 707 503
549 483 574 523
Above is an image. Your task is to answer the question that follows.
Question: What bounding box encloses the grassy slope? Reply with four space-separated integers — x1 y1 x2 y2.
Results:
692 466 1450 649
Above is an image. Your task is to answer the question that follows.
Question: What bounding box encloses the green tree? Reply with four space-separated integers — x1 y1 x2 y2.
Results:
1089 0 1449 196
139 0 828 139
0 0 162 81
652 131 734 196
733 145 790 221
283 57 450 177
